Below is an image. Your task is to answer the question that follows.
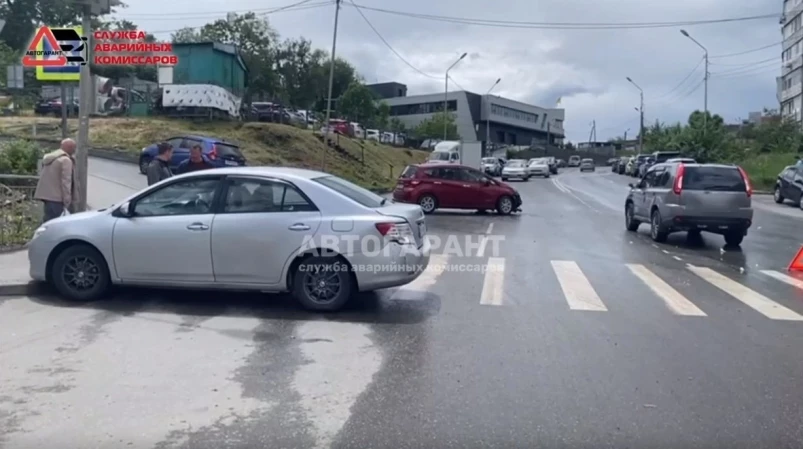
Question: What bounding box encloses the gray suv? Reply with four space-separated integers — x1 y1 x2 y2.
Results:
624 163 753 245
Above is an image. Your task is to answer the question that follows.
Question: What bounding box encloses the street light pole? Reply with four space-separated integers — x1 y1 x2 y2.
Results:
444 52 467 140
680 29 708 128
321 0 341 171
626 77 644 153
485 78 500 151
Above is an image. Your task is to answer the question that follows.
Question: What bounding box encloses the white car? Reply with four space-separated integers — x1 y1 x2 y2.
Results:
501 160 529 181
27 167 430 312
527 158 550 177
366 129 380 141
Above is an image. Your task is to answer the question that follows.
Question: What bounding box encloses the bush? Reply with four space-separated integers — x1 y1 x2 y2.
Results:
0 140 42 175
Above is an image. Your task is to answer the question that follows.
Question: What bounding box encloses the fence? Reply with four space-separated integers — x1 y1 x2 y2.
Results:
0 175 40 249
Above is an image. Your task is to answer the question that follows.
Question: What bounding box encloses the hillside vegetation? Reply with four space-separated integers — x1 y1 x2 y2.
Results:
0 117 428 191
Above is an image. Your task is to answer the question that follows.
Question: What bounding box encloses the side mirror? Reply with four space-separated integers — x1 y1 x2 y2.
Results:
117 202 133 217
484 178 492 186
628 183 635 189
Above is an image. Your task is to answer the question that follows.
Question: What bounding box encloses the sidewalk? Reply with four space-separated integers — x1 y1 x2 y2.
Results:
0 166 140 296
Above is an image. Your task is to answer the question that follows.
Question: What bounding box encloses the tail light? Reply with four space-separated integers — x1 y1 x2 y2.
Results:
737 166 752 197
375 222 414 244
208 144 218 160
672 163 685 195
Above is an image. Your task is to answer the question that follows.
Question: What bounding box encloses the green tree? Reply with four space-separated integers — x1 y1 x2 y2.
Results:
338 82 376 123
413 112 458 140
389 117 405 134
275 39 324 108
375 101 390 131
312 58 358 110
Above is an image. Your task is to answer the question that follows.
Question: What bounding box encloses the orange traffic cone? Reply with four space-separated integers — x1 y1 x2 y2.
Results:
788 246 803 272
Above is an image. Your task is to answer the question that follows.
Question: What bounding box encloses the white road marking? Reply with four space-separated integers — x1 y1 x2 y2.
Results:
485 223 494 234
294 321 381 449
661 250 670 254
688 266 803 321
551 261 607 311
673 256 683 261
551 178 599 212
627 264 706 316
477 236 488 257
390 254 448 299
761 270 803 289
480 257 505 306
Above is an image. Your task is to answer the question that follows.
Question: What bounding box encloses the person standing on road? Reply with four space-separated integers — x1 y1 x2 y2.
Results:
146 142 173 185
34 138 79 222
176 144 214 174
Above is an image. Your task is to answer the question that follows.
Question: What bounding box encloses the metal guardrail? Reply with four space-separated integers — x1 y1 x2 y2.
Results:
0 174 40 248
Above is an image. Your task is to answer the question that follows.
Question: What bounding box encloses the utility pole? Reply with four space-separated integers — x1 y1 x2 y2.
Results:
546 122 550 155
681 29 708 129
321 0 341 171
74 4 92 211
626 77 644 153
484 78 500 153
444 53 467 140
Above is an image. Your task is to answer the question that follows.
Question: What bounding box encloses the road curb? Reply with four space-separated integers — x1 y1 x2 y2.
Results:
0 281 51 296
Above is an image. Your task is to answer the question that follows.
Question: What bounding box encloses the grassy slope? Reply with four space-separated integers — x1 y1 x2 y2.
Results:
0 117 428 191
736 153 794 191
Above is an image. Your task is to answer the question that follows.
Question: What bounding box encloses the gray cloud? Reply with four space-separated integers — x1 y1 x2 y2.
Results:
123 0 782 141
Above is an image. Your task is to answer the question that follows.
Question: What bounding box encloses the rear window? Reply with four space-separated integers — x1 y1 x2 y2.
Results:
636 155 649 161
314 175 385 207
682 166 746 192
400 165 418 178
582 159 593 163
655 152 681 163
214 142 243 158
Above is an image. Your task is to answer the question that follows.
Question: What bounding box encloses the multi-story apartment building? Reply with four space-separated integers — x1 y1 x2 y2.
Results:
780 0 803 120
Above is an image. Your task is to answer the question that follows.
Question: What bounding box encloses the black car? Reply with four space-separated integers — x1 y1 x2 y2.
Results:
35 98 78 116
774 164 803 208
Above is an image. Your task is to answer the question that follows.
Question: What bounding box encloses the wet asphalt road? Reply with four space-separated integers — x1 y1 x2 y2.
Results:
1 162 803 448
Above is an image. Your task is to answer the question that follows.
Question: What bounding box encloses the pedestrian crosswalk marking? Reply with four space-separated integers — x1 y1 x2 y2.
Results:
550 261 607 311
760 270 803 289
480 257 505 306
390 254 448 299
626 264 706 316
688 266 803 321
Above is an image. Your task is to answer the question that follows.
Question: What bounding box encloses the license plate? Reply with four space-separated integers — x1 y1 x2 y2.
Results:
419 223 426 235
224 160 239 166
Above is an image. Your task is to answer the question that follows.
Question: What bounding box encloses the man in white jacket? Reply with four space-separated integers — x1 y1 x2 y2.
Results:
34 138 79 222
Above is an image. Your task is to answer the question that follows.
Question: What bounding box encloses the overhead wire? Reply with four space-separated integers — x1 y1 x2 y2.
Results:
121 0 328 19
650 56 704 101
710 41 781 58
345 3 777 30
710 57 778 75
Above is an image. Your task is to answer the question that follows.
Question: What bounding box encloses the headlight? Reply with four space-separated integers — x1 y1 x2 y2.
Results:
31 226 47 240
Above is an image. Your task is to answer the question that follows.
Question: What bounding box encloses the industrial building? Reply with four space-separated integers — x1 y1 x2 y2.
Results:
368 82 565 147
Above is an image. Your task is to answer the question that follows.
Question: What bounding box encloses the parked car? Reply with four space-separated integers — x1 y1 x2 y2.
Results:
393 164 522 214
545 156 558 174
638 157 655 177
579 158 595 172
624 163 752 246
321 119 353 137
35 98 78 116
501 159 530 181
606 158 618 166
773 165 803 207
652 151 682 164
556 159 566 168
527 158 550 177
482 157 502 176
568 155 581 167
666 158 696 164
29 168 431 311
139 135 246 174
366 129 380 141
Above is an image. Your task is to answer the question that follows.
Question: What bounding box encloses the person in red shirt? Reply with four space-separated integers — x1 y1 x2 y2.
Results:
176 145 215 173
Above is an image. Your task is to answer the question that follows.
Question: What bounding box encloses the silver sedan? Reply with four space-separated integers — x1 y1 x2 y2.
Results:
28 167 430 311
527 159 550 177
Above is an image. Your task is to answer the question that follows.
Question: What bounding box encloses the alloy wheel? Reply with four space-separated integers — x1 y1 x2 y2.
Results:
303 266 342 305
62 255 100 291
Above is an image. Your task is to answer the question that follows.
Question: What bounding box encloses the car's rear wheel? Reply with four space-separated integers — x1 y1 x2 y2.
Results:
50 244 111 301
292 256 352 312
650 210 668 242
625 202 640 231
418 194 437 214
724 231 744 246
139 156 151 174
497 195 514 215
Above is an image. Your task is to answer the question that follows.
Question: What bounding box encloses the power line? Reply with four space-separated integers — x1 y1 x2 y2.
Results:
345 3 777 30
710 41 780 58
710 57 778 75
348 0 440 79
711 63 779 79
147 1 332 33
121 0 328 19
710 55 780 66
651 56 704 101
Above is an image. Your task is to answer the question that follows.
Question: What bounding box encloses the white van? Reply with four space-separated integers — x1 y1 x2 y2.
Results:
350 122 365 139
428 141 461 164
366 129 380 141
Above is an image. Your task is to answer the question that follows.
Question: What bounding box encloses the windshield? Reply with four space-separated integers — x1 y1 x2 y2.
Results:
569 156 580 161
314 175 385 207
507 160 525 167
430 151 450 161
482 158 496 163
682 166 746 192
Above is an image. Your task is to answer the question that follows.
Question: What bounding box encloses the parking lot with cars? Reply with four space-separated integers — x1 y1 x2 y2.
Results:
2 157 802 448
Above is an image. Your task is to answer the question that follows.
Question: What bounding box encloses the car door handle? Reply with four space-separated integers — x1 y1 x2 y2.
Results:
288 223 310 231
186 223 209 231
434 182 442 184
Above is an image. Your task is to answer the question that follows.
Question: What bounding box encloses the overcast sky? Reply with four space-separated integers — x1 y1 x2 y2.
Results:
117 0 781 142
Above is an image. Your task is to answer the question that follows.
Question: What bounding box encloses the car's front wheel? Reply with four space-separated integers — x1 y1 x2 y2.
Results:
292 256 353 311
496 195 514 215
418 194 437 214
773 185 785 203
50 243 111 301
625 202 640 231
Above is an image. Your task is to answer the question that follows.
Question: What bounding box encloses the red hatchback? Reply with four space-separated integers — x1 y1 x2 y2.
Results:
393 164 522 214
